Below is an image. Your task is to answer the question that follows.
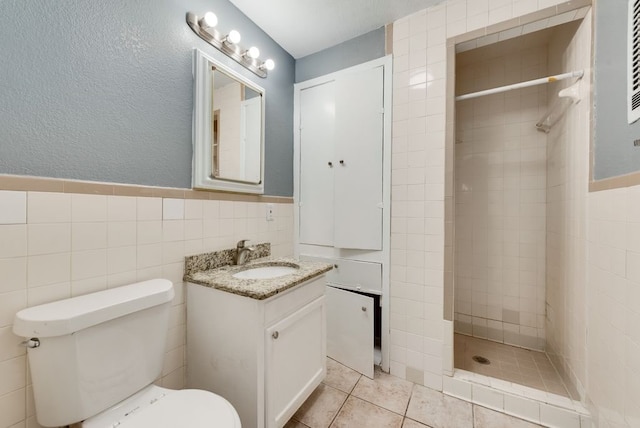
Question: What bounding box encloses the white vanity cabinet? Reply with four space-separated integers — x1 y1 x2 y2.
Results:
187 275 326 428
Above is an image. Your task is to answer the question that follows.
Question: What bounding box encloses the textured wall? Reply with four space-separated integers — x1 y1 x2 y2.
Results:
593 0 640 180
295 27 386 83
0 0 295 196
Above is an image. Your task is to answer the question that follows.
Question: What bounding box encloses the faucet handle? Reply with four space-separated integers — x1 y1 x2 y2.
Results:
236 239 250 248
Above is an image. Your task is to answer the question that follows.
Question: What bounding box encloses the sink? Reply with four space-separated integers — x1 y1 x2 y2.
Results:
233 265 299 280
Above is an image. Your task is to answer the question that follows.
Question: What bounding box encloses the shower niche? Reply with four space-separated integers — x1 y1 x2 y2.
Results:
451 11 591 401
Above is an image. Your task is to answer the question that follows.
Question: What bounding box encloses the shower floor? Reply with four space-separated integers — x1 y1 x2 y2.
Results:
454 333 570 398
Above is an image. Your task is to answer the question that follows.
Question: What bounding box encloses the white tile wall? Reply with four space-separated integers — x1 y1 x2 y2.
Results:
544 11 591 402
397 3 640 425
0 191 26 224
0 188 294 427
392 0 571 388
587 185 640 428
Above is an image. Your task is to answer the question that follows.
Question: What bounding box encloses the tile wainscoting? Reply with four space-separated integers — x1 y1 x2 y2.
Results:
0 174 294 428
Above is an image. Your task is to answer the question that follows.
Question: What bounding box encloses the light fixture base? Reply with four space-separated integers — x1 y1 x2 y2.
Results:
186 12 267 78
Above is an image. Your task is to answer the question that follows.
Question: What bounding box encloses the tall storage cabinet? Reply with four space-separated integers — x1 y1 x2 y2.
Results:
299 66 384 251
294 56 392 378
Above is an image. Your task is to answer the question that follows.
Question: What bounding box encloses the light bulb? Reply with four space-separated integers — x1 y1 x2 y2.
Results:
245 46 260 59
199 12 218 29
226 30 241 44
263 59 275 71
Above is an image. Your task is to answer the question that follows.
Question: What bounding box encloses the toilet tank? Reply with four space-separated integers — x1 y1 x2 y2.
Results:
13 279 175 427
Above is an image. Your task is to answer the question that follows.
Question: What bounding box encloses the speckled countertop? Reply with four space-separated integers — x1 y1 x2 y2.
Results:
184 247 332 300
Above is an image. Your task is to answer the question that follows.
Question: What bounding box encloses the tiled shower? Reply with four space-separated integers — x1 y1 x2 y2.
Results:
453 13 591 400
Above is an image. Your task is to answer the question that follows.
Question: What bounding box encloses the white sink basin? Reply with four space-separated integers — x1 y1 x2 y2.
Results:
233 265 299 280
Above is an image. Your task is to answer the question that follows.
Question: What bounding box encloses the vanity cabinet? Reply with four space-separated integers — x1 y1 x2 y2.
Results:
187 276 326 428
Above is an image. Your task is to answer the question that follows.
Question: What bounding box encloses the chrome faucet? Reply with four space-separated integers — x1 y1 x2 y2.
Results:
235 239 255 265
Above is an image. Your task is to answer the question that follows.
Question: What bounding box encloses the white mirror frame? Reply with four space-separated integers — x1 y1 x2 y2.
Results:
192 48 265 194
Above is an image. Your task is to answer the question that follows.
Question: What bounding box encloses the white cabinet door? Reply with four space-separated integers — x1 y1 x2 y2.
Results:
265 297 326 428
333 66 384 250
299 81 335 246
326 286 374 378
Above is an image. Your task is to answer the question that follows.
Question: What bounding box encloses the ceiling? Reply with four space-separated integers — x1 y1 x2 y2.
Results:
228 0 444 59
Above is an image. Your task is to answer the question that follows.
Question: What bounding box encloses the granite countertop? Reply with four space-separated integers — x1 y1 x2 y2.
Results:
185 255 333 300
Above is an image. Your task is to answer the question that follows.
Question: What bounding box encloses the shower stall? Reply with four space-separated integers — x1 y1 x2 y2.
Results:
451 11 591 401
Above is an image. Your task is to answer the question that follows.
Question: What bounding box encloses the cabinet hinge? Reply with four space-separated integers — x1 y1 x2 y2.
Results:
376 202 384 209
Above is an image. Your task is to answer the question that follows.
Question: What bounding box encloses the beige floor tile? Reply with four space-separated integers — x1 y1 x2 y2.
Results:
292 383 348 428
406 384 472 428
285 419 311 428
473 405 543 428
402 418 431 427
351 367 414 415
323 358 361 394
330 396 403 428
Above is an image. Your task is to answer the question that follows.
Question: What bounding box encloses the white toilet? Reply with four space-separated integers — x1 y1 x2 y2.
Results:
13 279 241 428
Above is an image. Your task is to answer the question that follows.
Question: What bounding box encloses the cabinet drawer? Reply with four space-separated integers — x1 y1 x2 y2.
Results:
300 256 382 294
264 275 325 326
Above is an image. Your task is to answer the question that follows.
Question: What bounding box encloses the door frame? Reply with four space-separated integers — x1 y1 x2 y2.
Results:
293 55 392 373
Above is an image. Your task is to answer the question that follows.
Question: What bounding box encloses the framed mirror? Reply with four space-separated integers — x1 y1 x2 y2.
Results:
192 49 265 193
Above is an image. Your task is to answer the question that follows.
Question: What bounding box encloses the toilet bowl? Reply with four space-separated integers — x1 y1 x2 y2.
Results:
13 279 241 428
81 385 241 428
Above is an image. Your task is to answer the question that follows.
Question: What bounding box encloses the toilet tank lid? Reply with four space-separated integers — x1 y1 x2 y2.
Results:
13 279 175 338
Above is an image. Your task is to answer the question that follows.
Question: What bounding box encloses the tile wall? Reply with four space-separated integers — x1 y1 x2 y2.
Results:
390 0 585 391
454 42 549 350
0 184 293 428
544 12 591 401
587 185 640 428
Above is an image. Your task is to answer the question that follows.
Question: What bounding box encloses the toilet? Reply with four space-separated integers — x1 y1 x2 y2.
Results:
13 279 241 428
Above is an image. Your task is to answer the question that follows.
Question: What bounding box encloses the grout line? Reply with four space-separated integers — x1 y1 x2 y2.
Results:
327 390 349 428
403 383 415 417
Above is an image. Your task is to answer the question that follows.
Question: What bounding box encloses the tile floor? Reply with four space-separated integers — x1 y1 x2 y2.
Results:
453 334 570 398
286 358 543 428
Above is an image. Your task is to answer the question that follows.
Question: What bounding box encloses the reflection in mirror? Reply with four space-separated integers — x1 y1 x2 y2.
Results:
211 68 262 183
192 49 265 194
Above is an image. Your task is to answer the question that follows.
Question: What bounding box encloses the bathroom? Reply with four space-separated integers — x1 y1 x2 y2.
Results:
1 1 639 428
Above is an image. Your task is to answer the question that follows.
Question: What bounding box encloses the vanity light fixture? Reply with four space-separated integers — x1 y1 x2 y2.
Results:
223 30 242 45
198 12 218 30
244 46 260 59
260 59 275 71
186 11 275 78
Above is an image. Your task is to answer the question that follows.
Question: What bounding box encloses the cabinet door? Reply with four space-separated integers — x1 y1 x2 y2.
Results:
265 297 326 428
299 81 335 246
333 66 384 250
326 286 374 378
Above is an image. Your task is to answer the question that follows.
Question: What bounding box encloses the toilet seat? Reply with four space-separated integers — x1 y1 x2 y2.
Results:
82 386 241 428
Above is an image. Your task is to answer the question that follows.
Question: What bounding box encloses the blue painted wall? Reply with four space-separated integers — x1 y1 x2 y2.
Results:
0 0 295 196
593 0 640 179
295 27 386 83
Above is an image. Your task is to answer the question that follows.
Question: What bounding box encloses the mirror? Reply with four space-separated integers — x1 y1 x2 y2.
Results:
192 49 265 194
